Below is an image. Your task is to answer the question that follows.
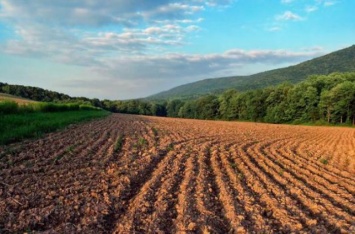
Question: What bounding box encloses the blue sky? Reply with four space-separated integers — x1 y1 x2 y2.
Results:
0 0 354 99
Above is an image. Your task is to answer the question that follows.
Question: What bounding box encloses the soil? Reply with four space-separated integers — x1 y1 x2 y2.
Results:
1 114 354 233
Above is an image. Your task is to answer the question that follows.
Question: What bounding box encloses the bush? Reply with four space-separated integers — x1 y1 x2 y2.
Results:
0 101 18 114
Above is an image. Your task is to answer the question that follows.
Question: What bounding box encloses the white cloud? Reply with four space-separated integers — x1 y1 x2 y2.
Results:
301 46 324 52
305 5 318 12
66 48 323 98
281 0 295 4
304 1 338 14
315 0 338 7
267 26 282 32
91 49 325 83
323 1 337 7
0 1 222 27
51 47 323 99
0 0 214 60
276 11 303 21
205 0 235 7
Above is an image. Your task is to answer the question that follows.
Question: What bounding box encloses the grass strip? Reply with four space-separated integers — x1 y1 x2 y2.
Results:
0 110 110 145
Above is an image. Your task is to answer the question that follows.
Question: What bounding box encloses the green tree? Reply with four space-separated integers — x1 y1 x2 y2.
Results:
195 95 219 120
264 83 292 123
328 81 355 124
218 89 238 120
166 99 184 117
151 103 167 116
178 101 196 118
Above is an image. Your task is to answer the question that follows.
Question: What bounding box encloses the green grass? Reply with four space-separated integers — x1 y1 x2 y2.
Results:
0 100 100 115
0 110 110 145
114 134 125 152
134 137 148 150
166 143 174 151
320 158 329 165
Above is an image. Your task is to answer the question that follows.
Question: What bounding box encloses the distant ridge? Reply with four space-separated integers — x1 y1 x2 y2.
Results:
147 45 355 100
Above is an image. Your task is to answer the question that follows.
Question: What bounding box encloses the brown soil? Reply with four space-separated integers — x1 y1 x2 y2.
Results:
1 114 354 233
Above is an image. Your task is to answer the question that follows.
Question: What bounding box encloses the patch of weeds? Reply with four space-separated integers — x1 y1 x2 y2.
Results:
230 162 237 170
152 128 158 137
114 134 125 153
320 158 329 165
237 172 244 180
53 155 64 164
138 138 148 148
152 128 159 147
166 143 174 152
54 145 76 163
139 137 148 145
278 169 284 176
133 137 148 150
66 145 75 154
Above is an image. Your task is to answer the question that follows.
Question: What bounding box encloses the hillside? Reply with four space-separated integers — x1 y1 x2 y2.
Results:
147 45 355 100
0 82 103 107
0 93 38 105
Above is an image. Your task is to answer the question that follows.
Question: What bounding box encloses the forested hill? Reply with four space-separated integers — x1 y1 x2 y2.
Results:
147 45 355 100
0 82 103 107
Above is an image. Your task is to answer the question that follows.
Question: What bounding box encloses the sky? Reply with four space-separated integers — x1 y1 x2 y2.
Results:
0 0 354 100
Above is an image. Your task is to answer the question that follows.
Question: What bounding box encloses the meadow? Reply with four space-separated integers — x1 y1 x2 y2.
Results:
0 99 109 145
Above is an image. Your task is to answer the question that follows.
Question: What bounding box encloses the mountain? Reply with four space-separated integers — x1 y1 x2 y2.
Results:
147 45 355 100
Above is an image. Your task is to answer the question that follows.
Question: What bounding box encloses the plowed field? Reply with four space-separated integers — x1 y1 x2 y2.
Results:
1 114 355 233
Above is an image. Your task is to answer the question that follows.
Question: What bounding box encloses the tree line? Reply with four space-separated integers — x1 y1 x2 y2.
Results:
2 72 355 125
101 72 355 125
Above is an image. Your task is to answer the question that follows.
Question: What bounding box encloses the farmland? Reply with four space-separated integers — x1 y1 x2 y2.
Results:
0 114 354 233
0 93 38 105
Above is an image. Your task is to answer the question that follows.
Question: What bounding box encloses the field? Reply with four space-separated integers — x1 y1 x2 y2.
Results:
0 111 110 145
0 93 38 105
0 114 354 233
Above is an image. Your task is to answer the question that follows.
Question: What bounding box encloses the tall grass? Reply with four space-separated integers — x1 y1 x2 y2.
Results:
0 101 18 114
0 101 99 114
0 110 110 145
